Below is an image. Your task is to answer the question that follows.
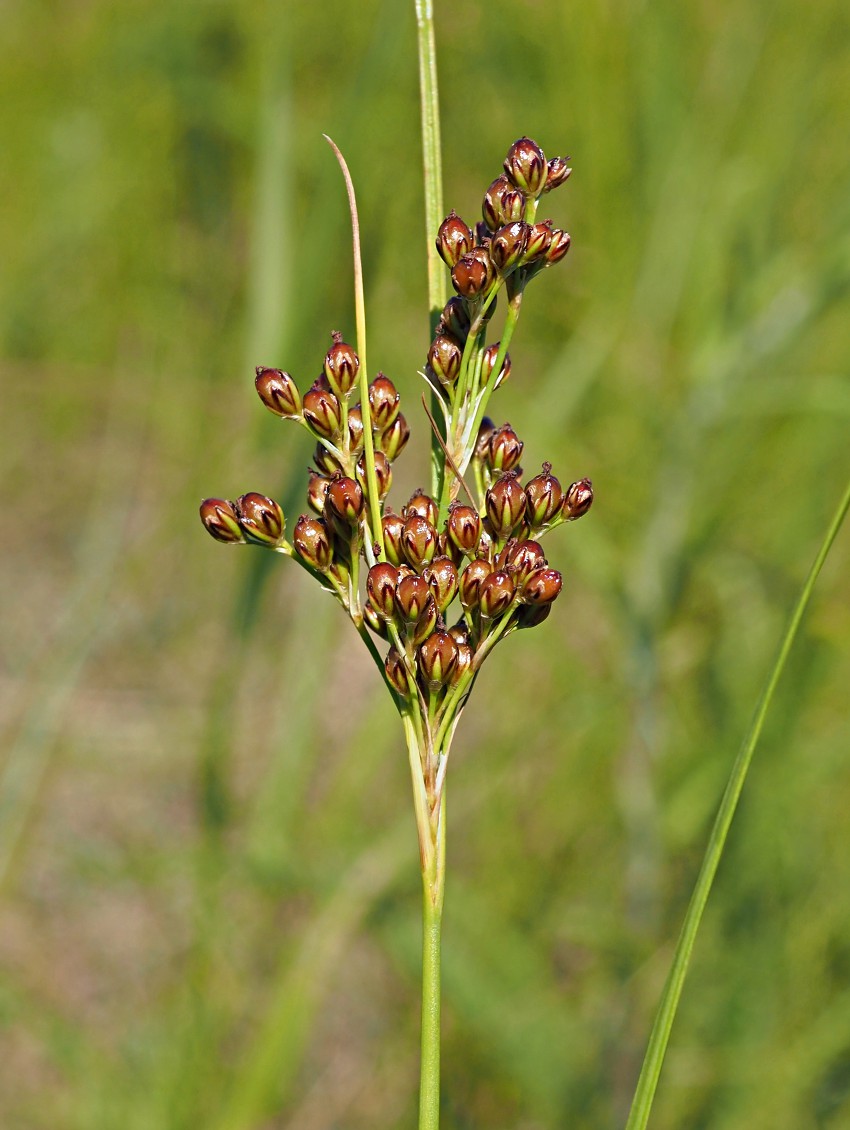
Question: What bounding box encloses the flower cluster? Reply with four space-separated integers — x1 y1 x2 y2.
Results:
200 137 591 809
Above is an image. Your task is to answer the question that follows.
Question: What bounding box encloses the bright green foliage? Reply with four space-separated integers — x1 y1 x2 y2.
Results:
1 1 849 1129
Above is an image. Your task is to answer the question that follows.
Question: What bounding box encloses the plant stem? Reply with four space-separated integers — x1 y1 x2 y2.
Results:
419 793 446 1130
624 469 850 1130
415 0 446 501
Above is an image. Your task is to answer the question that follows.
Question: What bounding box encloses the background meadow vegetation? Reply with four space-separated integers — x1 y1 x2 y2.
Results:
2 0 850 1126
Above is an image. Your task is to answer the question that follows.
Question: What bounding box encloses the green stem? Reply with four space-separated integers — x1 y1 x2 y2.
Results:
624 470 850 1130
419 793 446 1130
415 0 446 502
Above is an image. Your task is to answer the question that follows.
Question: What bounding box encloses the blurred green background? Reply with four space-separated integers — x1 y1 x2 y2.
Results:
2 0 849 1127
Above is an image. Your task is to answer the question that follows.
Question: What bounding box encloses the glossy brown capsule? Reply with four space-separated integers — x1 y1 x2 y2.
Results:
521 566 563 605
485 473 527 538
490 222 530 273
564 478 594 520
379 412 410 461
235 493 285 546
504 137 548 196
404 489 439 526
325 476 365 527
306 471 330 515
436 210 474 268
384 646 411 696
366 562 400 620
293 515 333 571
395 574 432 623
436 297 471 342
427 334 463 387
381 512 405 566
418 630 459 691
446 503 481 557
422 555 459 614
401 514 438 570
255 367 302 419
451 248 494 298
525 463 564 528
478 569 516 619
480 344 511 389
488 424 524 472
323 333 360 398
199 498 244 544
544 156 572 193
503 539 547 585
368 374 400 429
303 384 342 440
459 558 493 612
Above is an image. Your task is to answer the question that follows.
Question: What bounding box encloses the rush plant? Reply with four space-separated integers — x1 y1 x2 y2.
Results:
200 128 588 1129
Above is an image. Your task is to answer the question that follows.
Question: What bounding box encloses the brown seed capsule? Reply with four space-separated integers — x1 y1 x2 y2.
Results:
384 646 410 696
490 222 530 273
504 137 548 196
379 412 410 461
235 493 285 546
435 210 474 268
521 566 563 605
427 334 463 387
516 603 552 629
523 220 555 263
366 562 400 620
323 332 360 398
293 515 333 571
525 463 564 528
436 297 471 342
404 489 439 526
347 404 364 454
485 473 527 538
563 477 594 520
307 471 330 515
449 638 474 685
446 504 482 557
395 574 432 623
363 602 390 640
411 598 438 647
480 344 511 389
479 569 516 620
422 556 459 614
459 558 493 612
401 514 438 570
418 630 459 691
503 539 547 586
545 228 571 264
313 442 342 476
489 423 524 472
303 384 342 440
325 475 365 527
255 367 302 419
357 450 392 501
367 373 400 430
381 512 405 566
451 248 494 298
544 156 572 193
199 498 245 543
482 175 525 230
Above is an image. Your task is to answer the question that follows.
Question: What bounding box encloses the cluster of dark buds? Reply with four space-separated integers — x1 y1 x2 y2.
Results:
200 138 591 875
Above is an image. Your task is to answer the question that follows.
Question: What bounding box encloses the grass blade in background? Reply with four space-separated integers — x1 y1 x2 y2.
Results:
625 471 850 1130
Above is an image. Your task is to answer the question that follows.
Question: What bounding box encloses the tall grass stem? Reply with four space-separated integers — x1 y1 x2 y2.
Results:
625 470 850 1130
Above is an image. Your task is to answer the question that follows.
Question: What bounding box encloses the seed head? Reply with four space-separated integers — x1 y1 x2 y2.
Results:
428 334 463 388
422 555 459 614
490 222 530 273
446 503 481 557
485 473 527 538
525 463 564 528
478 569 516 620
381 512 405 566
366 562 400 621
489 424 524 472
459 558 492 612
419 630 459 692
401 514 438 571
544 156 572 193
451 248 495 298
521 566 563 605
325 475 365 528
404 489 439 526
384 646 410 696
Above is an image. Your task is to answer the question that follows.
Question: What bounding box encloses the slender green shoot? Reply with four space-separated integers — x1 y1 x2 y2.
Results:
625 471 850 1130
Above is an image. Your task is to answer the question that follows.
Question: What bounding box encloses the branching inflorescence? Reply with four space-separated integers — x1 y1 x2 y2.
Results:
199 134 591 910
